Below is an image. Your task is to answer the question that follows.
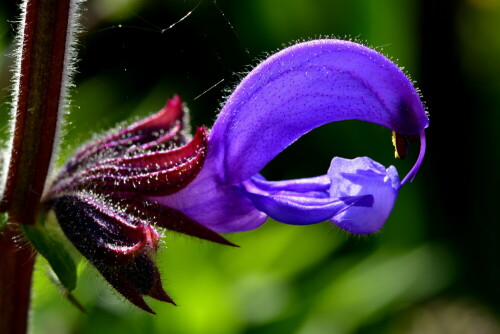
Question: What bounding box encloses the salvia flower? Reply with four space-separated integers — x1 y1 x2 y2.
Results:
44 39 428 313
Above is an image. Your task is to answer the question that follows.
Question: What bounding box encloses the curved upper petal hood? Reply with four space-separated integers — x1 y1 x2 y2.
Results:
209 39 428 184
156 39 428 233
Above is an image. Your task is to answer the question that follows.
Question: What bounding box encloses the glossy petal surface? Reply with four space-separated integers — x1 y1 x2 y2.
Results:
327 157 400 234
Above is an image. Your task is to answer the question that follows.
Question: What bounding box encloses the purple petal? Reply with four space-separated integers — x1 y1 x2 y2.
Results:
328 157 400 234
401 130 426 185
236 157 397 234
152 166 268 233
242 175 373 225
208 39 428 184
248 174 331 194
162 156 398 234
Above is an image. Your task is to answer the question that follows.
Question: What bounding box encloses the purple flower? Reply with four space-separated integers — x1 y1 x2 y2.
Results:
45 39 428 312
156 39 428 234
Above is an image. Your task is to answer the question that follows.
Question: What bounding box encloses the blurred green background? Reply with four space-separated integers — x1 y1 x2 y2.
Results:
1 0 500 333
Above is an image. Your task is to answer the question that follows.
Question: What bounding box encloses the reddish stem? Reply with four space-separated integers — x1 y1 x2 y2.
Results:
0 0 76 333
2 0 72 226
0 226 36 334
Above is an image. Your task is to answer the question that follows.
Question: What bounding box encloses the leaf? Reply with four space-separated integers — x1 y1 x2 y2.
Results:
0 212 7 230
23 224 77 291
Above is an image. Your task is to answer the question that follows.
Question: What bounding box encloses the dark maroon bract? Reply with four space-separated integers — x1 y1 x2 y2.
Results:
45 96 233 313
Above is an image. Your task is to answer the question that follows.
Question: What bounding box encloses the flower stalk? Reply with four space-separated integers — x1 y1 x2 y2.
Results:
1 0 79 226
0 226 35 334
0 0 81 333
